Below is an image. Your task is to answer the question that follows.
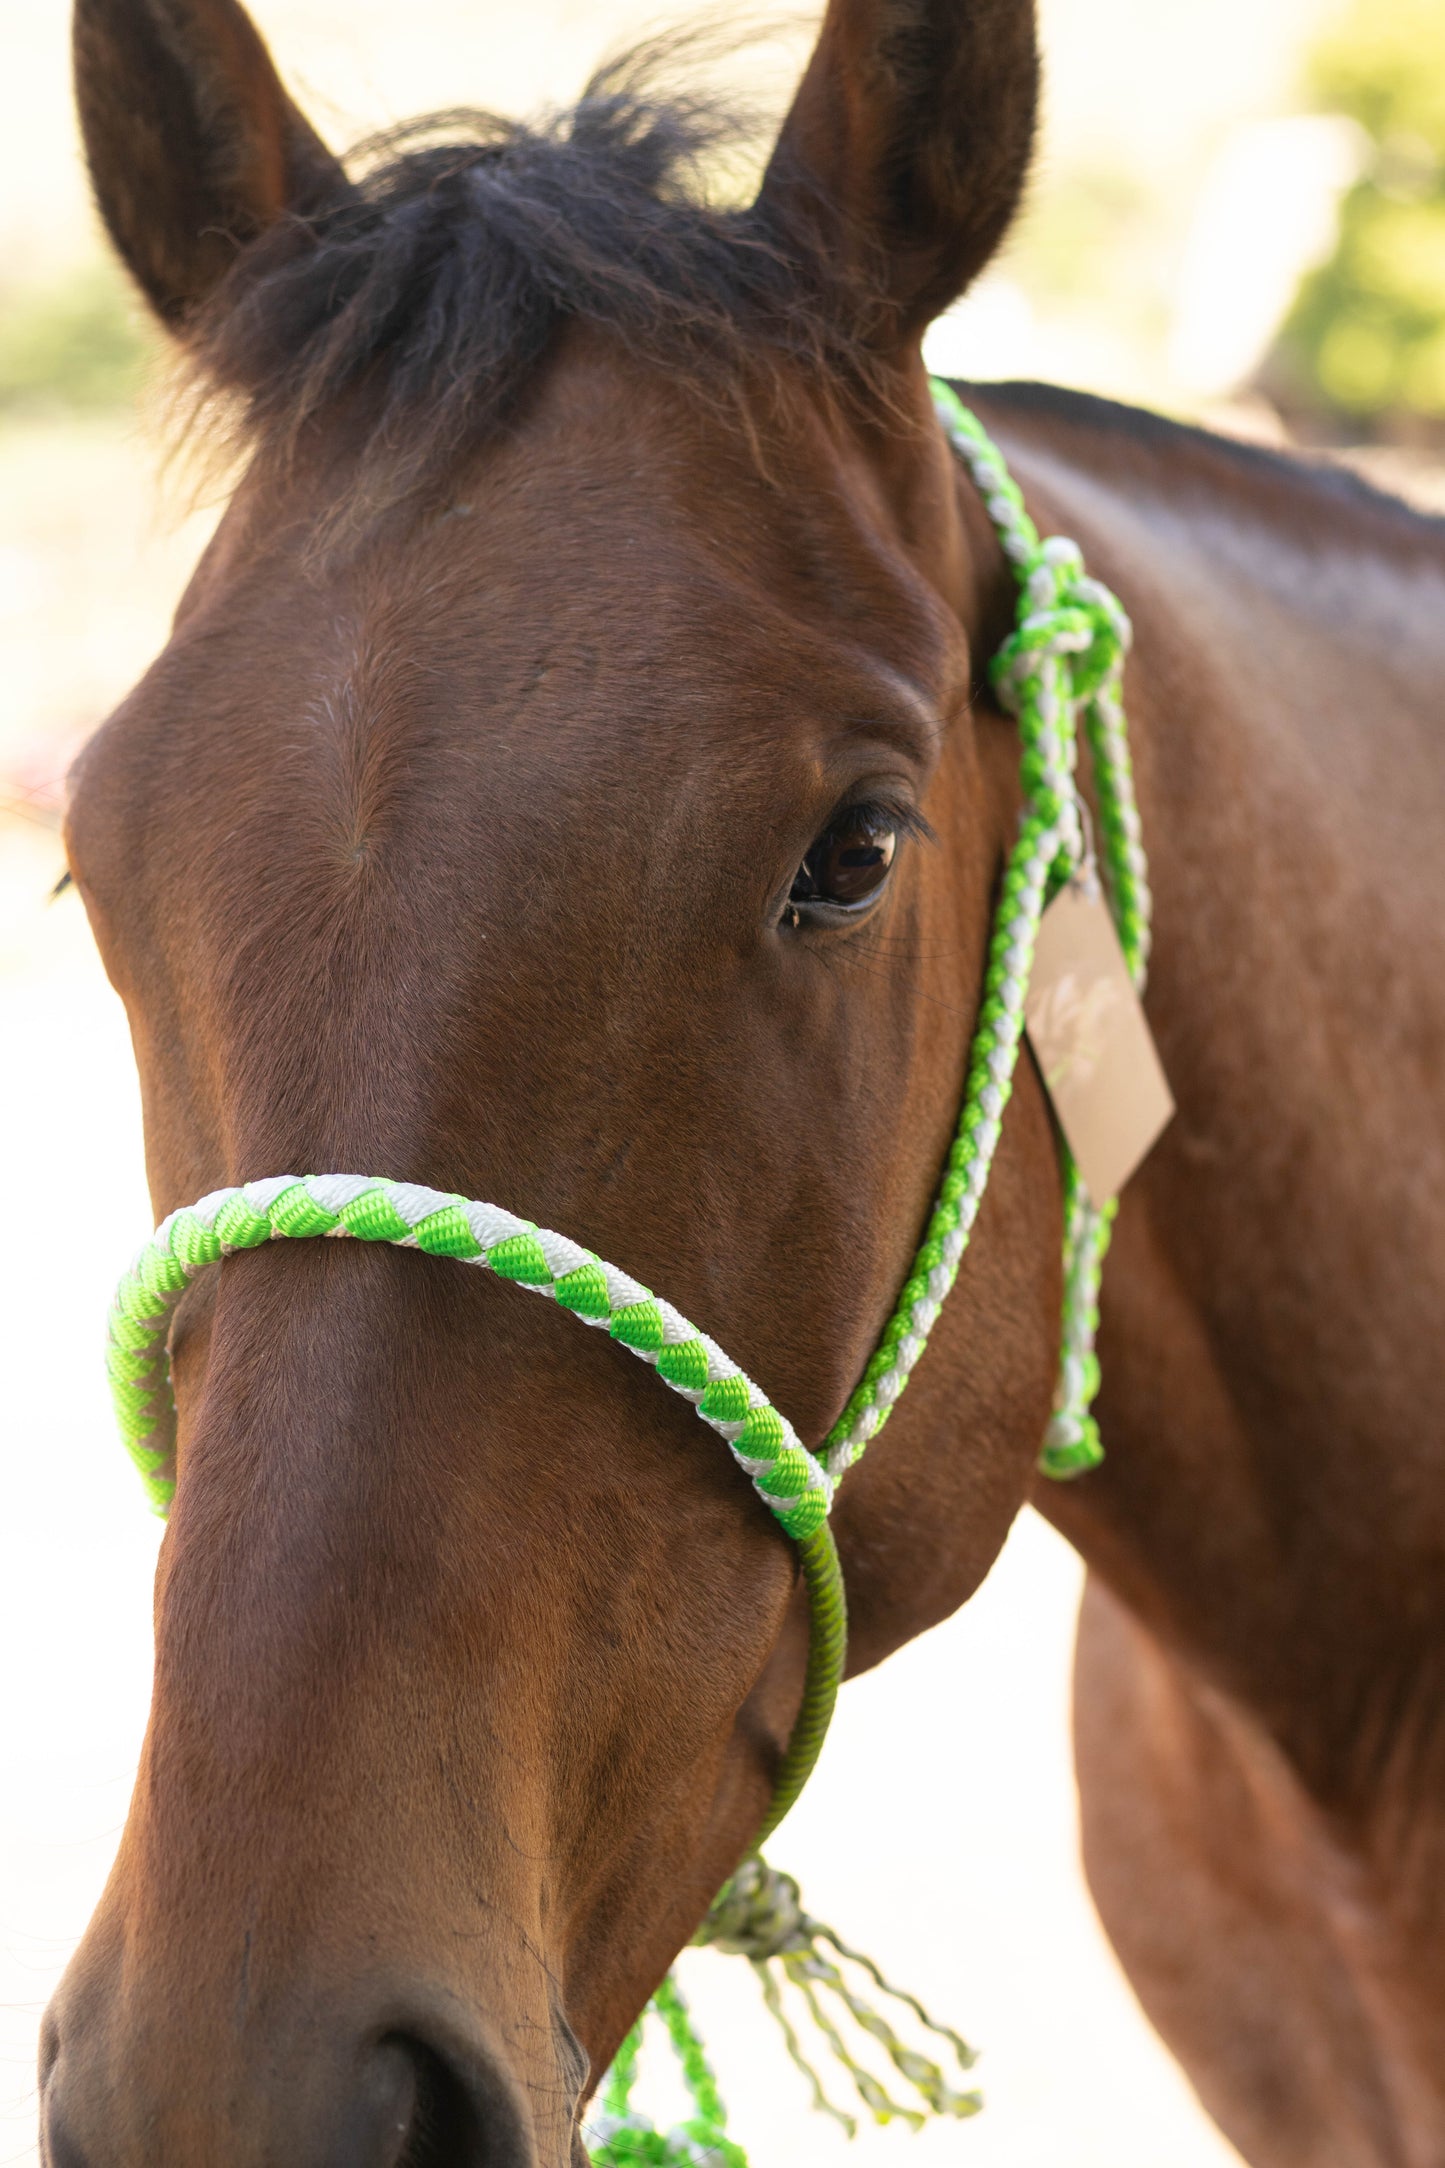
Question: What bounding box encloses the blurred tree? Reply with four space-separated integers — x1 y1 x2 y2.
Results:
0 264 152 417
1270 0 1445 439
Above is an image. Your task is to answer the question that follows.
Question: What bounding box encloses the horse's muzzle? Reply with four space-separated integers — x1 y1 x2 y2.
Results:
39 1994 547 2168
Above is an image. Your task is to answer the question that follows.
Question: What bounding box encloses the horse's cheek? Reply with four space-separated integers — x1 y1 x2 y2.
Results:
834 1057 1065 1674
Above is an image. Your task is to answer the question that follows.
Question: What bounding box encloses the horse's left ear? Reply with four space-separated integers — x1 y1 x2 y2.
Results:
757 0 1039 348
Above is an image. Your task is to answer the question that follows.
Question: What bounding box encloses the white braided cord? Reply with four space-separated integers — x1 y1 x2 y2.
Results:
109 1174 833 1538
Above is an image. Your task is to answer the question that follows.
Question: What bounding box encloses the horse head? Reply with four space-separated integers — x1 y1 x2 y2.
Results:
49 1 1064 2160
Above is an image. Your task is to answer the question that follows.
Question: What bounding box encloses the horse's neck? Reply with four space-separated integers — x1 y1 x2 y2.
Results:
982 390 1445 1809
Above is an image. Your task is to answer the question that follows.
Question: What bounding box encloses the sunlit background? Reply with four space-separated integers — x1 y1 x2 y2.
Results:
4 0 1443 2162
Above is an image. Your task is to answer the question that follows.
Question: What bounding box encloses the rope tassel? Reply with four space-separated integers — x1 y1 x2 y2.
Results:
697 1860 981 2135
589 1863 980 2161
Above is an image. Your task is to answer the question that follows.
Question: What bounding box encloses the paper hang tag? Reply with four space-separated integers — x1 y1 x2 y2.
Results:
1023 880 1175 1208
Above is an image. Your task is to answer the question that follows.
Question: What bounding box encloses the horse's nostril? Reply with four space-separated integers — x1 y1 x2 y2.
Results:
41 2008 530 2167
337 2036 419 2168
40 2080 93 2168
388 2036 485 2168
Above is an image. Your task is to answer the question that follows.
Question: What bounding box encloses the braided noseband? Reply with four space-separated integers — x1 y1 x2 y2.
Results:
110 1168 846 1837
101 386 1150 2162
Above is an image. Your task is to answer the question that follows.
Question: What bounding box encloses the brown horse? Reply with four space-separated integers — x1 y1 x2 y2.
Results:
50 0 1445 2162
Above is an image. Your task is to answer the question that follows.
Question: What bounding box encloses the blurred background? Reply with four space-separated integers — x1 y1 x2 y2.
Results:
4 0 1444 2162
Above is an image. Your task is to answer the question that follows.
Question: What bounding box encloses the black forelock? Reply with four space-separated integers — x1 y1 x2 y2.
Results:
184 40 886 527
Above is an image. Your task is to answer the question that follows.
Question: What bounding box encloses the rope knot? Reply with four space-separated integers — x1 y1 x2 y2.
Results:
689 1860 981 2140
992 541 1132 718
1064 588 1130 700
694 1858 810 1959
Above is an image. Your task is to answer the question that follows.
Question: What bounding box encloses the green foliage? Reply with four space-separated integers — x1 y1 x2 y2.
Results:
1278 0 1445 429
1011 167 1156 308
0 262 154 415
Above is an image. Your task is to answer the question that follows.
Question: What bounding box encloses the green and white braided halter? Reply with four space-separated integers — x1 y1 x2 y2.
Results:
102 383 1151 2165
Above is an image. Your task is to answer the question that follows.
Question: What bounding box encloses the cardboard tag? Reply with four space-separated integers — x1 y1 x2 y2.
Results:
1024 882 1175 1206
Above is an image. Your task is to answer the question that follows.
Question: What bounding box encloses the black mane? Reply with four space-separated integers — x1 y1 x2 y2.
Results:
189 43 879 522
983 380 1445 537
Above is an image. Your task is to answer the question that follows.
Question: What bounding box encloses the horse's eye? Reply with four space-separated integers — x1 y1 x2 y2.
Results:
790 811 898 914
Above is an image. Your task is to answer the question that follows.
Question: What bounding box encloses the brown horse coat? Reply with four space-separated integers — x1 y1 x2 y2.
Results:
49 0 1445 2162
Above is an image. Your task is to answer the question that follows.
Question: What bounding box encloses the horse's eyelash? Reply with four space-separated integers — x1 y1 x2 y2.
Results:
834 797 936 847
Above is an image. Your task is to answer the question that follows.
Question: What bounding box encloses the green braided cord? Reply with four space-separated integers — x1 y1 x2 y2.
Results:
106 1174 833 1541
1083 687 1151 980
753 1524 846 1847
587 1973 748 2168
819 801 1060 1479
820 381 1153 1486
607 389 1151 2148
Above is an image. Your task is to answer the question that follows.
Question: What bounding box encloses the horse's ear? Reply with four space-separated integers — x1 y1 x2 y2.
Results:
73 0 348 329
757 0 1039 348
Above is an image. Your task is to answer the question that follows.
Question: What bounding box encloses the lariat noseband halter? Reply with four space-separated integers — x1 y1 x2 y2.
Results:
103 385 1150 2163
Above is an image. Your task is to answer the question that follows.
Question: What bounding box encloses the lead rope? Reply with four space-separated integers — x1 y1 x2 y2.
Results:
100 386 1150 2166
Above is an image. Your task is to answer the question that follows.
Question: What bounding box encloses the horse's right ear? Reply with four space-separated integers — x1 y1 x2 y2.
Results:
73 0 348 329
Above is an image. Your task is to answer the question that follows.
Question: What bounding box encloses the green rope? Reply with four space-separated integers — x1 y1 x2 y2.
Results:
107 1177 834 1538
586 386 1154 2150
588 1976 749 2167
755 1526 846 1847
591 1857 985 2152
99 384 1154 2165
822 382 1149 1487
